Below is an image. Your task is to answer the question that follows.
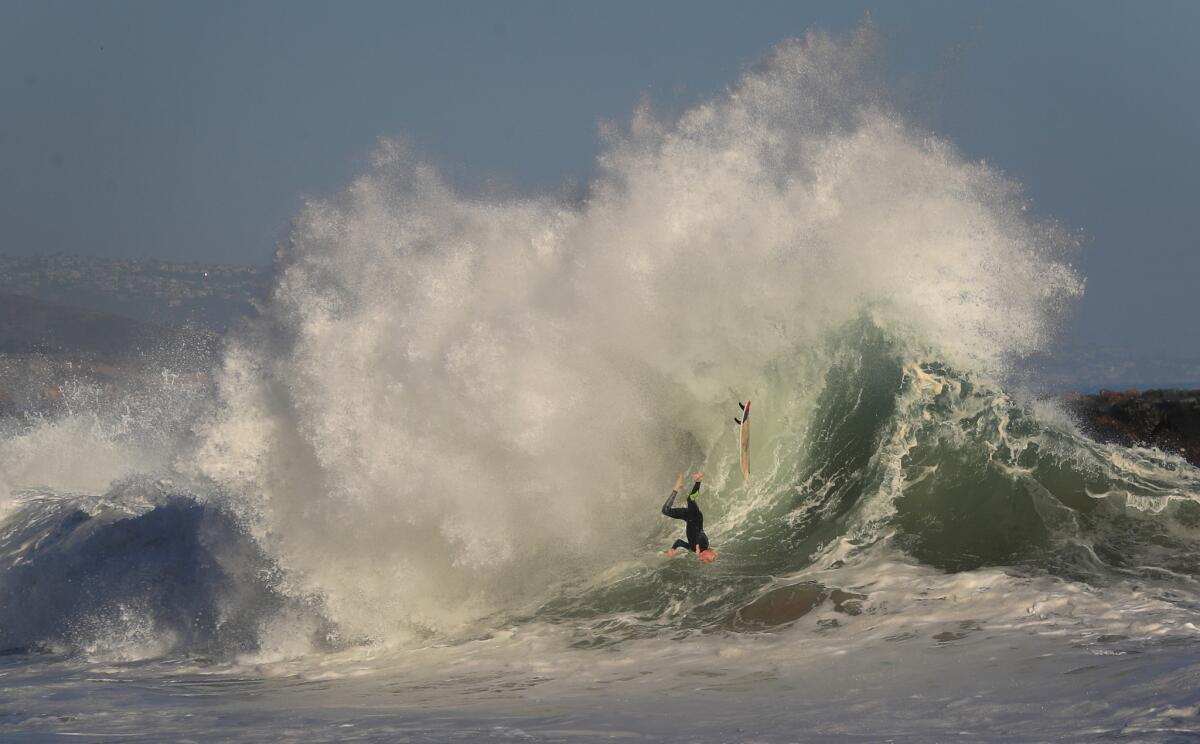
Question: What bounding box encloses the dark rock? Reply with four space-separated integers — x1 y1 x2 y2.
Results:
729 582 827 630
1063 389 1200 466
727 583 868 631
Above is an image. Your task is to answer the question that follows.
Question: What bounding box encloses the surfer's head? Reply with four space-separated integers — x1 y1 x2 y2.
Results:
698 549 717 563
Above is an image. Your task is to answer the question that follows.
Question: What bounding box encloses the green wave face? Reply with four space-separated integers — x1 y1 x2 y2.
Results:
535 322 1200 639
890 369 1200 581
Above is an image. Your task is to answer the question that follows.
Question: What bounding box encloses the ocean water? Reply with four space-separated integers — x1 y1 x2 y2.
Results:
4 29 1200 742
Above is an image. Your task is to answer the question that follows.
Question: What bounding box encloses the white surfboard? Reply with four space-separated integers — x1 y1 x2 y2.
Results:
735 400 751 481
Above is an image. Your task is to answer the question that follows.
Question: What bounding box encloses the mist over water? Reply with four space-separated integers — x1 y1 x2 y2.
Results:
179 28 1088 645
5 30 1200 740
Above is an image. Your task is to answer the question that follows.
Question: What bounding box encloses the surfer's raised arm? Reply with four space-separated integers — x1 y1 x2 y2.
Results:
663 473 688 517
663 471 704 514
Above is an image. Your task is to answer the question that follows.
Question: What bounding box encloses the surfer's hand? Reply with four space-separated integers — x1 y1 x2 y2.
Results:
673 473 684 491
692 471 703 482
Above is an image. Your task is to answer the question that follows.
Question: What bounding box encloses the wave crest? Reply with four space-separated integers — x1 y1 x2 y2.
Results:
185 28 1083 642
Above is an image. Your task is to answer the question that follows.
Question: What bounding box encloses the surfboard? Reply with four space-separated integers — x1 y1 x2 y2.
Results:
735 400 751 481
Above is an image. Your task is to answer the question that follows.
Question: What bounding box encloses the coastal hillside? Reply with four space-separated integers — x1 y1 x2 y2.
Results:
0 293 203 356
0 294 217 418
0 253 268 330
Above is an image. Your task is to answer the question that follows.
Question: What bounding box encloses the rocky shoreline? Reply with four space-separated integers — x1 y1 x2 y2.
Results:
1064 389 1200 467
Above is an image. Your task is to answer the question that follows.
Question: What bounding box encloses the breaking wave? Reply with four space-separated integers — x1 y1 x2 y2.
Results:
3 27 1198 659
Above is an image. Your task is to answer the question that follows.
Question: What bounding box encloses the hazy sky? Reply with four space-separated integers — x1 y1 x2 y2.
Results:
2 1 1198 354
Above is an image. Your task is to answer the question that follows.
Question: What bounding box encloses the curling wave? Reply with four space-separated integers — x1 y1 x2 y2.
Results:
185 27 1086 644
5 28 1198 659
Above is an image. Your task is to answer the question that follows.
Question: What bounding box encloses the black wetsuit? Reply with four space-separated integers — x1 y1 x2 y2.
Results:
662 480 709 552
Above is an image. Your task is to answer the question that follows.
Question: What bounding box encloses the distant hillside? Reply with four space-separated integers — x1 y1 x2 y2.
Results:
0 253 269 331
0 293 211 357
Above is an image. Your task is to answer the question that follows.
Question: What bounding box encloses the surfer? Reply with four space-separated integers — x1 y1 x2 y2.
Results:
662 471 716 562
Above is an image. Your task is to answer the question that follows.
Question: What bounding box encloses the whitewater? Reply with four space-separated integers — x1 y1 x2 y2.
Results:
4 29 1200 742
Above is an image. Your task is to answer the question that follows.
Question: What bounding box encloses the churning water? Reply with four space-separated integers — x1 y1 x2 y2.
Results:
3 28 1199 742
